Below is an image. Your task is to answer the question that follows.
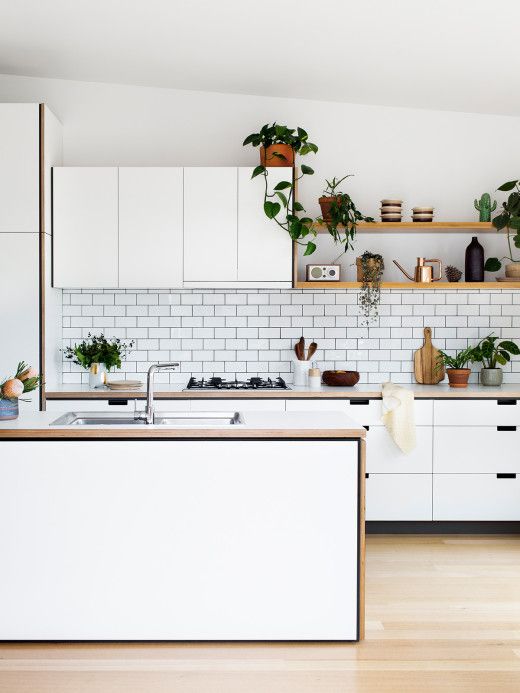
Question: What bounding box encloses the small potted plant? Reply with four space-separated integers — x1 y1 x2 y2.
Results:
63 333 134 388
470 334 520 386
435 347 475 388
0 362 40 420
357 251 384 323
243 123 318 167
484 178 520 278
319 175 375 253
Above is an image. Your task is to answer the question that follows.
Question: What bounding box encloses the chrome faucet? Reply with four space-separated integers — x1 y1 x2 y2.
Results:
141 363 180 424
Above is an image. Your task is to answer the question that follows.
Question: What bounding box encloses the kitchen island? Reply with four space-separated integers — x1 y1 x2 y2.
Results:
0 410 365 642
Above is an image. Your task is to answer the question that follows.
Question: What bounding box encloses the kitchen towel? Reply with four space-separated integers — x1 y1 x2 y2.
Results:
381 382 416 454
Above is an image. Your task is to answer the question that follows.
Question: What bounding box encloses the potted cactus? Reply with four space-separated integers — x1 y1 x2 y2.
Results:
474 192 497 222
0 362 41 420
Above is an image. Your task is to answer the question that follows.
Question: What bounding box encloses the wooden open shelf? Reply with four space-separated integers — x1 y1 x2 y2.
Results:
313 221 495 232
295 281 520 290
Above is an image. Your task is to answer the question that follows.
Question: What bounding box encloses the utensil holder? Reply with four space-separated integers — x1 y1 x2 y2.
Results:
292 359 310 387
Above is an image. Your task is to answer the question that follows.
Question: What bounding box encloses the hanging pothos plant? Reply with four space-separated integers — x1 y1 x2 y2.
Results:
357 251 384 323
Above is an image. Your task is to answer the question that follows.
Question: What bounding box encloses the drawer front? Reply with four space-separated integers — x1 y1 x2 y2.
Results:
286 399 432 426
434 426 520 474
366 474 432 521
434 474 520 521
190 399 285 412
45 399 137 413
434 399 519 426
366 426 432 474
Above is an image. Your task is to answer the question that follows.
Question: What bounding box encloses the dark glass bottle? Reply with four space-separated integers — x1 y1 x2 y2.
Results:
465 236 484 282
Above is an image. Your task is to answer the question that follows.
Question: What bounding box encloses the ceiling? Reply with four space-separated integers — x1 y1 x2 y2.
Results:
1 0 519 116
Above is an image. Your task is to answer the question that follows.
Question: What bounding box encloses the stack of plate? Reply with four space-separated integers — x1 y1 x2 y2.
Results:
412 206 434 222
380 199 403 222
106 379 143 391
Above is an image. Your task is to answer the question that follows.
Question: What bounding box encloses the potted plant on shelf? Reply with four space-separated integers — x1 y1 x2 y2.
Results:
470 334 520 386
0 362 40 420
63 333 134 388
484 178 520 279
318 175 375 253
435 347 475 388
243 123 318 167
357 251 384 323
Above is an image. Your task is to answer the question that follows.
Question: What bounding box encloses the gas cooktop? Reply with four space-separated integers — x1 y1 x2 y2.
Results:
185 376 290 391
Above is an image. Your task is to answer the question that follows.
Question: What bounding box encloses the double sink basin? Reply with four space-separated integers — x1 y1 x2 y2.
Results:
51 412 243 427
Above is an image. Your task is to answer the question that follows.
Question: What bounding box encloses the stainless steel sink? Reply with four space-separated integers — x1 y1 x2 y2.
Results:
50 411 243 426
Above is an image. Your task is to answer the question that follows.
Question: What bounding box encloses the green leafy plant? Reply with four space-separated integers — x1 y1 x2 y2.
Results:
358 251 384 323
243 123 318 160
470 334 520 369
435 346 475 370
63 333 135 371
319 175 375 252
0 361 41 401
484 179 520 272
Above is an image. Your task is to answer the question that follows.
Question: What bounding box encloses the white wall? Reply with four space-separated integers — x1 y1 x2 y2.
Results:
1 72 519 222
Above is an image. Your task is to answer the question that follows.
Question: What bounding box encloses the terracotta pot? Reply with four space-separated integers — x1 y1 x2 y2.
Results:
322 370 360 387
319 195 342 222
446 368 471 388
356 257 383 282
260 144 295 167
505 262 520 278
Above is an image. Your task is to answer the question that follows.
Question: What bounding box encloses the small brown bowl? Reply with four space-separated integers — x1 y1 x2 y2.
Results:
322 370 360 387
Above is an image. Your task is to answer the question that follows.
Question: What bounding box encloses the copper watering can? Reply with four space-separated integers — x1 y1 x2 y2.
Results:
393 257 442 283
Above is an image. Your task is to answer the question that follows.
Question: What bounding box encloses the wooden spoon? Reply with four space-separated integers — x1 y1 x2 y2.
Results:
294 336 305 360
306 342 317 361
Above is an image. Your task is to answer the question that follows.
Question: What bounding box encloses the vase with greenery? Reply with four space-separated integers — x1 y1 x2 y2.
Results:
470 334 520 386
356 251 384 323
243 123 318 168
484 179 520 278
318 175 375 253
63 333 134 387
435 347 474 388
0 361 40 420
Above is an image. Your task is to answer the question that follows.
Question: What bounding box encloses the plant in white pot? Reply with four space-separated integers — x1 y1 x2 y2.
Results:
470 334 520 386
63 333 134 388
484 178 520 278
0 361 40 420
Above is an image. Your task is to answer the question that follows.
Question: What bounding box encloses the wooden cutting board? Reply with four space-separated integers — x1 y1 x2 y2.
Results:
414 327 444 384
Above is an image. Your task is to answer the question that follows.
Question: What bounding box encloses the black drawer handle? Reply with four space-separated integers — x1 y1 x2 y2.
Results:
108 399 129 406
350 399 370 406
497 473 517 479
363 425 370 431
497 399 517 406
365 473 370 479
497 426 517 432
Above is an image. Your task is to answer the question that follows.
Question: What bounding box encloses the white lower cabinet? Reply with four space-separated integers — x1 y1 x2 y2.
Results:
190 399 285 412
45 399 137 413
434 426 520 474
366 426 432 474
365 474 432 521
433 474 520 521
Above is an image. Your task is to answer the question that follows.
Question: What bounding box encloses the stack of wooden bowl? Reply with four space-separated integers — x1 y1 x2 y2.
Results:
412 206 434 222
380 199 402 222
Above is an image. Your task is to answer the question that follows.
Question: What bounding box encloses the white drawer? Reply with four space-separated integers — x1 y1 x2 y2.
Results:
434 399 519 426
366 426 432 474
433 473 520 520
190 399 285 412
286 398 432 426
434 426 520 474
366 473 432 521
45 398 137 413
139 399 191 413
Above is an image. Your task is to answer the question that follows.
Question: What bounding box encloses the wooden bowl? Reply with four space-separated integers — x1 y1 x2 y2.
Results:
322 370 360 387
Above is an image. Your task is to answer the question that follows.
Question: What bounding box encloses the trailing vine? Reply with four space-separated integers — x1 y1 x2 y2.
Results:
358 251 384 323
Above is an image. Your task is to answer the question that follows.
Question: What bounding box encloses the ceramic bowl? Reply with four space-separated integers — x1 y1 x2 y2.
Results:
322 370 360 387
412 207 434 213
380 206 402 213
381 199 403 205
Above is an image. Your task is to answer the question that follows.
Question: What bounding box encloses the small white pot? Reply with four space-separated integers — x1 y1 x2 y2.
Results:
292 359 310 387
88 363 107 389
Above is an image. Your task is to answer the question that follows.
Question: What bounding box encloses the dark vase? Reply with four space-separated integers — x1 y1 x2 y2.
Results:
465 236 484 282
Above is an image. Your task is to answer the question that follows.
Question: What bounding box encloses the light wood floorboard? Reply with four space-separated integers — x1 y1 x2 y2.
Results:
1 535 519 692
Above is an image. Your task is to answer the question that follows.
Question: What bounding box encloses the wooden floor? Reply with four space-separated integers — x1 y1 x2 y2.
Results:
1 535 520 692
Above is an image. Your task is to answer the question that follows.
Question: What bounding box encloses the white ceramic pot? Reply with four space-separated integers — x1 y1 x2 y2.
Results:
292 359 310 387
88 363 107 389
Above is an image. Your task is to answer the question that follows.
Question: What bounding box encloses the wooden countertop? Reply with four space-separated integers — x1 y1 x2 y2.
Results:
45 383 520 400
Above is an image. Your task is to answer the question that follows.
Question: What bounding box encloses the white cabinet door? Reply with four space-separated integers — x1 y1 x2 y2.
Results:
0 234 40 411
119 168 183 288
190 399 285 412
53 167 118 288
366 474 432 521
237 167 292 285
366 426 432 474
45 399 137 413
183 168 237 284
286 398 433 426
434 474 520 521
434 426 520 474
0 104 39 233
434 399 520 426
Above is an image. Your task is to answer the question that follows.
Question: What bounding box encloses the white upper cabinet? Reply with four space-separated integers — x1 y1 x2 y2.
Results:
53 167 118 288
183 167 238 284
238 167 292 285
0 104 39 232
119 168 183 288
